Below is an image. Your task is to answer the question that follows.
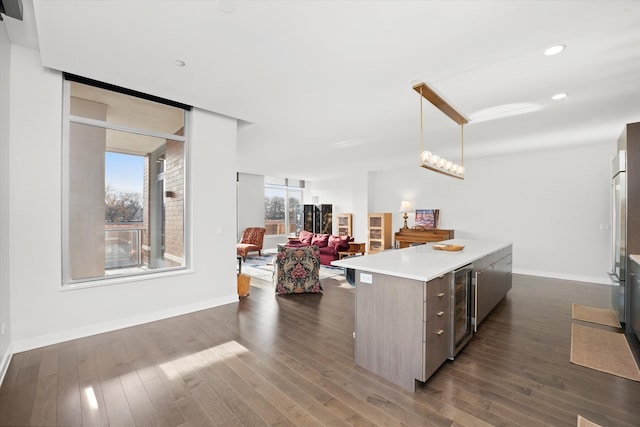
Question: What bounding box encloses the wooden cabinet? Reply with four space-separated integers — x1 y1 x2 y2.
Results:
337 213 352 237
473 245 513 330
368 213 392 254
423 275 451 380
394 228 454 248
354 272 451 391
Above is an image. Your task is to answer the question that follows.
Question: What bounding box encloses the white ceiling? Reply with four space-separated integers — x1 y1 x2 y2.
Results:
5 0 640 181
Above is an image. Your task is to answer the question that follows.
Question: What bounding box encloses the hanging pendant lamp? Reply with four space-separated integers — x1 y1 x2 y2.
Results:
413 81 469 179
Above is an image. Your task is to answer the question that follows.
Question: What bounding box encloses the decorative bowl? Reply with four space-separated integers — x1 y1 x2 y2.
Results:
432 244 465 251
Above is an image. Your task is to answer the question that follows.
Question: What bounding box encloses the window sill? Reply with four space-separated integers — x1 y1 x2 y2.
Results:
61 267 194 291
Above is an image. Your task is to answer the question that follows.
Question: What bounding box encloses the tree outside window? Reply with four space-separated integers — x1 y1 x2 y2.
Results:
264 182 302 236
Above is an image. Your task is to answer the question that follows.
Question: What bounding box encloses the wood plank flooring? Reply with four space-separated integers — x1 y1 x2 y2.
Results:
1 273 640 426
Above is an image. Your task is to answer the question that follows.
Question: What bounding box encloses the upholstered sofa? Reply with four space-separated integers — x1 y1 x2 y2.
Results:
289 230 353 266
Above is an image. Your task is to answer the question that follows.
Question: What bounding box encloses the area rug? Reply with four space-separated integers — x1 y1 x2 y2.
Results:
570 323 640 381
572 303 621 328
242 254 345 281
577 415 602 427
247 271 353 291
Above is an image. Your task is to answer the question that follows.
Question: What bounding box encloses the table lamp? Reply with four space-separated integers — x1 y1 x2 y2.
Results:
399 200 414 229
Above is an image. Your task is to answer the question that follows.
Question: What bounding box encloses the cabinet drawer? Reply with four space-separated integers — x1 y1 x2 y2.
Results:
427 274 450 299
425 309 449 340
425 325 451 379
427 290 449 315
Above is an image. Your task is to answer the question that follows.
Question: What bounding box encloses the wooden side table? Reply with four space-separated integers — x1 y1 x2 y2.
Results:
338 242 366 259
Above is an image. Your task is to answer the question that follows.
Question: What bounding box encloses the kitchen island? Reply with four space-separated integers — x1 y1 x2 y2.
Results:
332 239 512 391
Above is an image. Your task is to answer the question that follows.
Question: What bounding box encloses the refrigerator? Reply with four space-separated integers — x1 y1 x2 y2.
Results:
611 150 627 324
611 122 640 338
623 122 640 345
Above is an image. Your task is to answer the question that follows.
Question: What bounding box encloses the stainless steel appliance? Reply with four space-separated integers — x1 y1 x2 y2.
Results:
450 264 473 358
611 150 627 324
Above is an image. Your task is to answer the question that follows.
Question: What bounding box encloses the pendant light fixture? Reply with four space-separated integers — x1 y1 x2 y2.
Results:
413 81 469 179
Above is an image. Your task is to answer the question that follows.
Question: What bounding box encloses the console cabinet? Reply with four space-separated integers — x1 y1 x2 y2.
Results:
368 213 392 254
473 245 513 329
394 228 454 248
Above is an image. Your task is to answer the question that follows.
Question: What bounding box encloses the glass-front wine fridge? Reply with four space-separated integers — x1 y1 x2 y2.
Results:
450 264 474 359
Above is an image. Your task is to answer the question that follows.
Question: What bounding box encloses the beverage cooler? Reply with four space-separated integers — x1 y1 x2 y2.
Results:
450 264 474 358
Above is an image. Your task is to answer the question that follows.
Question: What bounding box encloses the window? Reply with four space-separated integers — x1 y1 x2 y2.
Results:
264 178 304 236
62 75 190 285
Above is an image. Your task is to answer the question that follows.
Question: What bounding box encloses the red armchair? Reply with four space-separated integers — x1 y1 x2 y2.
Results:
237 227 266 261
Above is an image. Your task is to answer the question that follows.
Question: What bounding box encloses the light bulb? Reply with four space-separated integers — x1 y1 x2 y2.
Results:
438 157 446 168
421 151 432 163
430 155 440 165
459 166 465 175
452 164 459 173
445 160 453 170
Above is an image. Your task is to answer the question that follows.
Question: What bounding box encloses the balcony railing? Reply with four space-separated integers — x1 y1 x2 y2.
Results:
264 220 299 236
105 228 143 270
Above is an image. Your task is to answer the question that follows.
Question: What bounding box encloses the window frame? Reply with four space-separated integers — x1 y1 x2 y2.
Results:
61 76 192 288
264 178 304 237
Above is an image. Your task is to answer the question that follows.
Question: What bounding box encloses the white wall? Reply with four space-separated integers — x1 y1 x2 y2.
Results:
8 46 239 352
0 23 13 380
367 143 614 284
237 172 268 244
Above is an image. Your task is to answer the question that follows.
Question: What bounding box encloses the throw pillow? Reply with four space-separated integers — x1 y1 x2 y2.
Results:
311 233 330 248
328 235 350 251
299 230 314 244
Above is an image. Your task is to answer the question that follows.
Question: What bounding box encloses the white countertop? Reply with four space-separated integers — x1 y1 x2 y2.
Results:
331 239 512 282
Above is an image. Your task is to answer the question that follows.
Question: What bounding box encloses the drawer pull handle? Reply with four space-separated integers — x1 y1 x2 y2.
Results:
437 292 445 298
435 329 444 336
437 311 444 317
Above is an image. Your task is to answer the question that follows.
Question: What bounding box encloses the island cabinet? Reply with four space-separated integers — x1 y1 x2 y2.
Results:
354 272 451 392
331 239 513 392
473 245 513 329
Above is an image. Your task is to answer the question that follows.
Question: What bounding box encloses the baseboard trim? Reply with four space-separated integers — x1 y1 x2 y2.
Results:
513 269 610 285
0 344 13 388
12 294 239 353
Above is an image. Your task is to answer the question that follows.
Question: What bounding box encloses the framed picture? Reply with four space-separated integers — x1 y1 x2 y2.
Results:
415 209 440 228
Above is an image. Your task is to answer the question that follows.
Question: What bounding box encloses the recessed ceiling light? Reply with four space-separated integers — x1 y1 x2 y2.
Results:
552 93 568 100
175 60 186 67
544 45 566 56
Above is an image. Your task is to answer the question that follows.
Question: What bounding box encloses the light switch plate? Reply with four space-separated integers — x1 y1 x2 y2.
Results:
360 273 373 284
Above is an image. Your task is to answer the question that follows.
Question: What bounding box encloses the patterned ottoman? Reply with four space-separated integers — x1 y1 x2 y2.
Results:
274 245 323 294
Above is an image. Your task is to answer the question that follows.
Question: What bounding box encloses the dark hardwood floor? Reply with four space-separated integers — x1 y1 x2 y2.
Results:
1 273 640 426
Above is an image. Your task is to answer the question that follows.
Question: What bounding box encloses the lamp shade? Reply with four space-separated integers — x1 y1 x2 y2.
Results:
399 200 413 212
